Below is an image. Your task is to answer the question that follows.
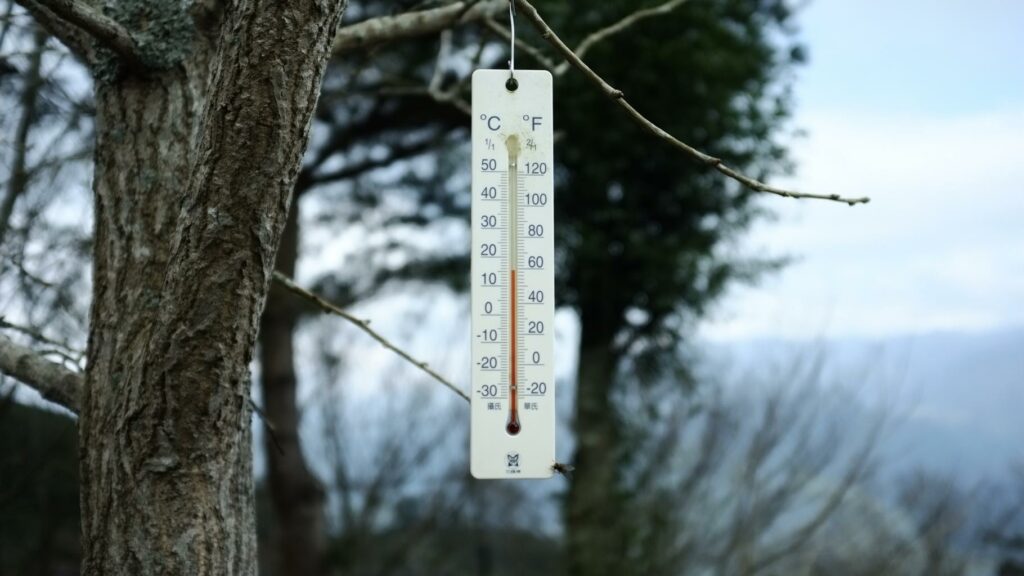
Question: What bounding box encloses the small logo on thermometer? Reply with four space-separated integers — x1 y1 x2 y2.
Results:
506 451 521 470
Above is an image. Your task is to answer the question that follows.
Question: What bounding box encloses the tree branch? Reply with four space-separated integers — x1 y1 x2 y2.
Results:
0 25 45 247
273 272 471 403
14 0 93 59
0 318 84 365
333 0 504 56
0 332 81 413
272 272 573 477
749 418 881 573
306 135 441 187
15 0 141 64
514 0 871 206
555 0 689 76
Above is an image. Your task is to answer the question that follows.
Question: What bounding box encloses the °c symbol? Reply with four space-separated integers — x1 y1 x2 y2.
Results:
483 115 501 131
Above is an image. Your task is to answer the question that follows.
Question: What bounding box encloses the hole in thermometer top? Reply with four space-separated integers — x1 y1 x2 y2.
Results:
470 70 555 480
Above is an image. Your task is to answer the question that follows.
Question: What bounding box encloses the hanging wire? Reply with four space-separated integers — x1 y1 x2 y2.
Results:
509 1 516 76
506 1 519 90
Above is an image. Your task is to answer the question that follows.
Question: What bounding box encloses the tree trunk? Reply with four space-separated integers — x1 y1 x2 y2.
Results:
567 317 627 576
79 1 347 574
259 204 328 576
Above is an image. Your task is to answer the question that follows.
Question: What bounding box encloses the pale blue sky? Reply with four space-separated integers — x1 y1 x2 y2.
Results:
703 0 1024 340
798 0 1024 115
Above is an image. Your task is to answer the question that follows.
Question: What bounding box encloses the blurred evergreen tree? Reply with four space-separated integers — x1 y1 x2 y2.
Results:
0 396 80 575
525 1 803 574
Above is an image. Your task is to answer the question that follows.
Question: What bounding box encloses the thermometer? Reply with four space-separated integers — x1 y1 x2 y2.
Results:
471 70 555 479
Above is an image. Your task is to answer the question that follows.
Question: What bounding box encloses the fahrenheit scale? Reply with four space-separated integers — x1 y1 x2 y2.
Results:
471 70 555 479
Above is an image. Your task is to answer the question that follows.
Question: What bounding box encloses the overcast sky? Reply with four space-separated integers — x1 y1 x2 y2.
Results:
701 0 1024 341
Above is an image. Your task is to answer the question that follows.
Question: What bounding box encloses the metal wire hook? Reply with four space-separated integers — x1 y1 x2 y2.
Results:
506 0 519 91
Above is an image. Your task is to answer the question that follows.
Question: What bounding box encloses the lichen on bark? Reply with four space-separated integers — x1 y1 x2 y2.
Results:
94 0 194 79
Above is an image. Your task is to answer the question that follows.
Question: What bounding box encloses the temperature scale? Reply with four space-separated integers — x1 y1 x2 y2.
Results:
471 69 555 479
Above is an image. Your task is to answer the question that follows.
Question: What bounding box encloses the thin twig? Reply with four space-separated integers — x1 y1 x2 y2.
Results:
0 319 80 363
380 84 471 115
0 313 82 362
428 29 453 93
555 0 689 76
249 398 285 456
0 25 45 247
514 0 870 206
273 272 573 477
273 272 471 403
307 136 441 186
0 315 84 366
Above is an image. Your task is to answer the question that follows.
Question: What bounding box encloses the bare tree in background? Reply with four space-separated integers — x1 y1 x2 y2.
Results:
896 472 973 576
0 9 92 367
305 326 555 576
603 355 884 576
987 463 1024 576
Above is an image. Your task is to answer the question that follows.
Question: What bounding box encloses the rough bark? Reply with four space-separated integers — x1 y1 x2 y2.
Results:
258 204 328 576
566 321 628 576
79 0 348 574
83 60 212 575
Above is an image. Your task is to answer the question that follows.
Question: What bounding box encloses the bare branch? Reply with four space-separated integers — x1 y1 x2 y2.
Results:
307 135 441 186
380 84 472 115
13 0 92 59
272 272 471 403
750 424 879 573
0 24 44 247
514 0 871 206
555 0 688 77
396 27 474 114
333 0 504 56
0 332 81 413
15 0 141 64
428 29 453 94
0 318 83 364
273 272 575 476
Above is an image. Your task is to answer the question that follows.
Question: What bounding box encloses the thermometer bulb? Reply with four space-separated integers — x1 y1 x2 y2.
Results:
506 412 521 436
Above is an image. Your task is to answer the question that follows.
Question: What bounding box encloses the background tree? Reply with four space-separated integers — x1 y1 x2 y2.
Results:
988 463 1024 576
533 2 804 574
0 393 79 575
